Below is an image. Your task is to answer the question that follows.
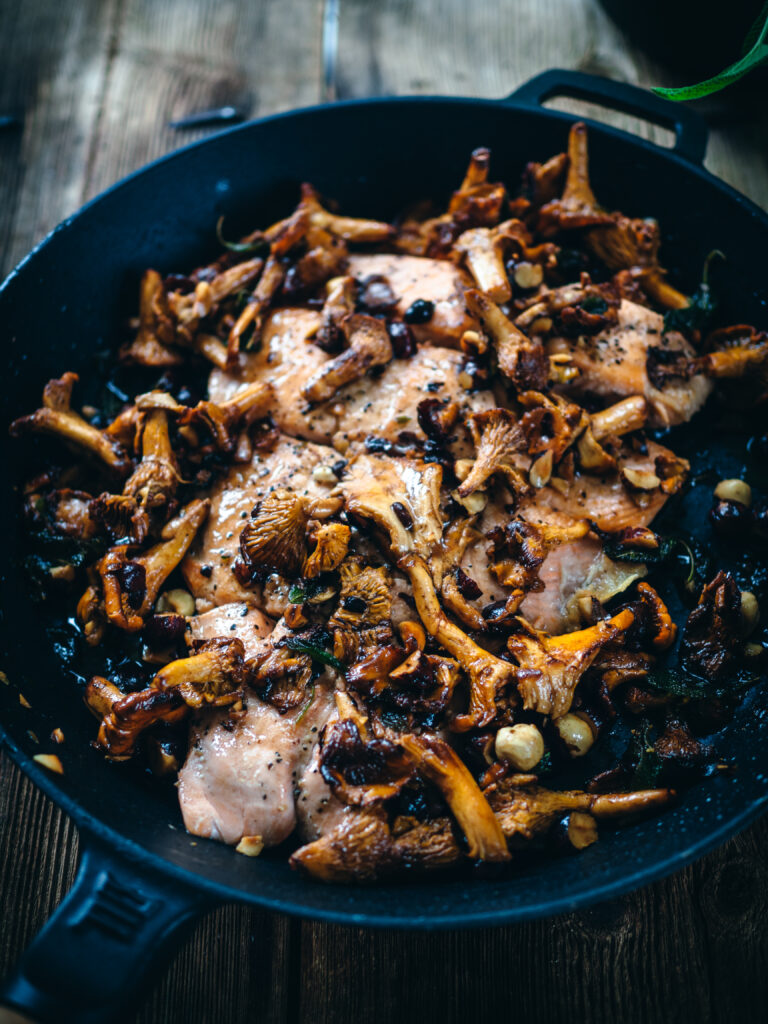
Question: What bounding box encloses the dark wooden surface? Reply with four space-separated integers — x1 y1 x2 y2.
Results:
2 1 768 1020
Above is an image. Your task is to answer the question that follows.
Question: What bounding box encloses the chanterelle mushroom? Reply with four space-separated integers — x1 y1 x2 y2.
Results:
454 221 523 303
342 454 445 576
485 773 674 843
304 522 351 579
10 373 131 476
464 289 547 391
120 269 179 366
508 607 636 718
86 637 245 759
87 498 209 634
457 408 529 499
330 559 392 627
120 395 181 528
302 314 393 404
399 733 510 862
239 489 311 579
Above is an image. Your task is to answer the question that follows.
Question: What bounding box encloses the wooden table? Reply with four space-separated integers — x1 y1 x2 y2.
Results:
2 1 768 1020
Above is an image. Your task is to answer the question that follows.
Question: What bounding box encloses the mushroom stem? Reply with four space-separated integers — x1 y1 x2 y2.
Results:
401 553 516 729
399 733 510 862
10 373 131 475
590 396 648 441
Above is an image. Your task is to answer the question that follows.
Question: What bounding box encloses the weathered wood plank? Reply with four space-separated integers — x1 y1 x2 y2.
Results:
0 0 120 274
84 0 325 198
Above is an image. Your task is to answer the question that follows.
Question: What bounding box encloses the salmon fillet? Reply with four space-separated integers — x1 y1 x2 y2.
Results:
535 440 677 531
187 603 274 657
548 299 712 427
182 434 338 610
178 611 343 847
347 253 477 347
207 308 494 452
178 683 337 847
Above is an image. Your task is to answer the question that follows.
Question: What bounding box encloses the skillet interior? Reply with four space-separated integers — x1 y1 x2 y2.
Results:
1 96 768 927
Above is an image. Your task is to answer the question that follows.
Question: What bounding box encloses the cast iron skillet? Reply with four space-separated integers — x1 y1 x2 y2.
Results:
2 70 768 1023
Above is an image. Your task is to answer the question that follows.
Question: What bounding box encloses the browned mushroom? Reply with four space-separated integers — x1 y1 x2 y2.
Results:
680 570 743 680
399 733 510 862
342 455 516 728
10 373 132 476
239 489 311 579
464 289 548 391
303 522 351 578
120 269 180 366
289 808 460 882
319 717 414 807
330 559 392 626
454 221 526 303
299 183 394 243
457 408 529 499
538 123 613 233
86 498 209 634
508 607 636 718
86 637 245 759
310 275 358 351
485 773 674 843
302 314 393 404
395 148 507 256
440 519 486 632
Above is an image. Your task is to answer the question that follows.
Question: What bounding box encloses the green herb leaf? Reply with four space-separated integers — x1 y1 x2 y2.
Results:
581 296 608 315
663 252 724 335
295 682 316 723
216 216 269 255
288 584 305 604
652 9 768 100
604 534 680 566
629 720 663 790
642 666 759 702
284 637 344 673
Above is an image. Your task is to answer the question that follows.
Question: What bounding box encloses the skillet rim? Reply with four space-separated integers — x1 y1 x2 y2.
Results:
2 91 768 929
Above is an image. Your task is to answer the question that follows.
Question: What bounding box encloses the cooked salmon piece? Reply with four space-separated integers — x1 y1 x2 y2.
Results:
187 603 274 657
458 447 670 634
208 308 494 452
179 609 342 847
347 253 477 347
182 434 338 610
536 439 680 531
548 299 712 427
458 499 602 633
178 680 337 847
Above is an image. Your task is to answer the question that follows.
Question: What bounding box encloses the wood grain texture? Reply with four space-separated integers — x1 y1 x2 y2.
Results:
2 1 768 1021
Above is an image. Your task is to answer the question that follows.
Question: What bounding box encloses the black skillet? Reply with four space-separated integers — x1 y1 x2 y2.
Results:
2 70 768 1024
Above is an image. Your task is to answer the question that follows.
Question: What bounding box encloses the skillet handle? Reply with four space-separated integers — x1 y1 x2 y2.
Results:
0 840 209 1024
505 69 708 166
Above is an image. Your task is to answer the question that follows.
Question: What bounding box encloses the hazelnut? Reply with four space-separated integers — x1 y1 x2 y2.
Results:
33 753 64 775
513 261 544 290
740 591 760 635
555 713 595 757
156 588 196 618
529 450 553 489
452 489 487 515
714 478 752 508
235 835 265 857
494 723 545 771
312 465 338 485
